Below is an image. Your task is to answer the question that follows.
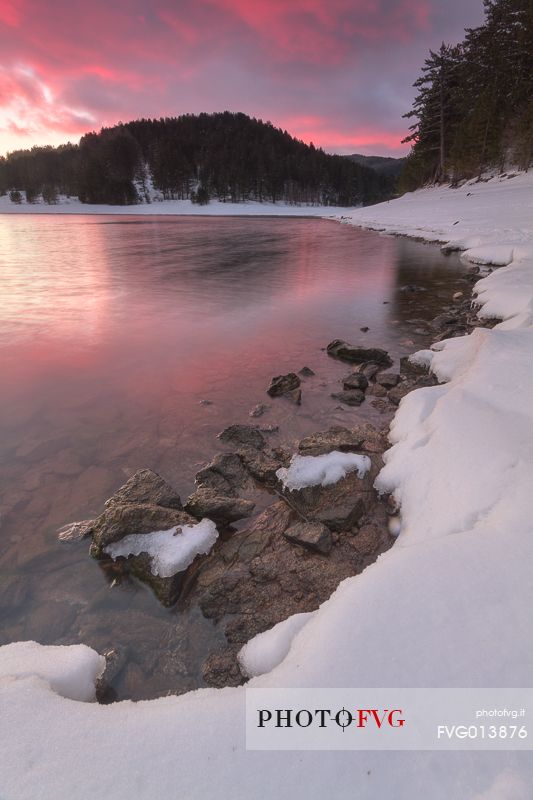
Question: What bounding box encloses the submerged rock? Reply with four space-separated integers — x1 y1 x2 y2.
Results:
327 340 393 368
376 372 400 388
284 521 332 554
267 373 301 397
342 373 369 391
331 389 366 406
218 424 266 450
298 366 315 377
286 388 302 405
185 488 255 526
249 403 268 418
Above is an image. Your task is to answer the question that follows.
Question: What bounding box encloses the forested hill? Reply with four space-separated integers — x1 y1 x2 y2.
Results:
345 154 405 178
0 112 395 207
401 0 533 190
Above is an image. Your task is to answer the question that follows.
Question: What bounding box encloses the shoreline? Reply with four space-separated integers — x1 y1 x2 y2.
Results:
1 173 532 797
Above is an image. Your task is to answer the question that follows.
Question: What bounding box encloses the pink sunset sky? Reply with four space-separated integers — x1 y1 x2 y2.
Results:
0 0 483 158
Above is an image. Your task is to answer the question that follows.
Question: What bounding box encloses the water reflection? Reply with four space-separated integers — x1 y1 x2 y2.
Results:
0 215 466 698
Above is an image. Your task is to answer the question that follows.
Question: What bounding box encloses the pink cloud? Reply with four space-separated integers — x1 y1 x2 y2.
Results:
0 0 484 156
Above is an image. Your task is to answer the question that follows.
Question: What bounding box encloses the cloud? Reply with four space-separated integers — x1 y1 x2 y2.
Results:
0 0 485 156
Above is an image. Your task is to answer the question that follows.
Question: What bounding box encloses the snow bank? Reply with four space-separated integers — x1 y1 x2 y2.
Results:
2 171 533 799
0 193 344 217
276 451 370 490
238 612 315 678
0 642 104 702
104 519 218 577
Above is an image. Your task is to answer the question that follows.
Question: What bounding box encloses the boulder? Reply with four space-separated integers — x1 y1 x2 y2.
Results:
284 521 332 554
185 488 255 526
331 389 365 406
104 469 182 510
399 356 427 377
298 366 315 377
90 503 197 557
342 373 369 391
218 424 266 450
267 373 301 397
327 340 393 367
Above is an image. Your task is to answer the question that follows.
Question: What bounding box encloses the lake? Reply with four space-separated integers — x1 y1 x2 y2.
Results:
0 214 465 699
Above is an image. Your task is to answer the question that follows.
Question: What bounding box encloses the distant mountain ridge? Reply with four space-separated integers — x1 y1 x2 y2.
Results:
345 153 406 178
0 112 398 208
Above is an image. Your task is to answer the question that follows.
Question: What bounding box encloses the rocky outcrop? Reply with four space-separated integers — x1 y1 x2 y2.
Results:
267 373 301 397
326 340 393 368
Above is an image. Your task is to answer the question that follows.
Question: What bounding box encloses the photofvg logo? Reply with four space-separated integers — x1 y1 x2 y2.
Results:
258 707 405 732
245 688 533 751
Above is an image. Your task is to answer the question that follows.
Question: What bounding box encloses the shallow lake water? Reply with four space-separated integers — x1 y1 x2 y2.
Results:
0 214 467 699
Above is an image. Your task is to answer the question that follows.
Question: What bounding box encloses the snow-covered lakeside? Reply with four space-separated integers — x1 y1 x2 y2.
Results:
0 193 347 217
1 171 533 799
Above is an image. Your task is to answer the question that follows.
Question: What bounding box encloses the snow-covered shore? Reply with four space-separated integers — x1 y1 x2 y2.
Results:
0 194 345 217
1 172 533 799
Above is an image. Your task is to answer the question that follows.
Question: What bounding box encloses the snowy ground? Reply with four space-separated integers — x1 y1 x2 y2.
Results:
1 172 533 799
0 193 345 217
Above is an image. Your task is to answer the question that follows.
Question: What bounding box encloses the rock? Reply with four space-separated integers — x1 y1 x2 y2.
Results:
360 326 369 333
430 312 459 331
239 448 287 485
388 382 416 406
298 424 384 456
468 265 481 275
267 373 301 397
359 362 381 380
259 424 279 434
195 453 249 495
284 521 332 554
367 384 387 398
249 403 268 418
199 399 213 406
185 488 255 526
331 389 365 406
90 503 196 557
202 650 244 688
376 372 400 388
57 518 95 542
327 340 393 368
298 366 315 377
104 469 182 511
315 497 366 532
453 291 464 301
286 388 302 405
342 373 369 391
218 424 266 450
400 284 427 293
399 356 427 377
